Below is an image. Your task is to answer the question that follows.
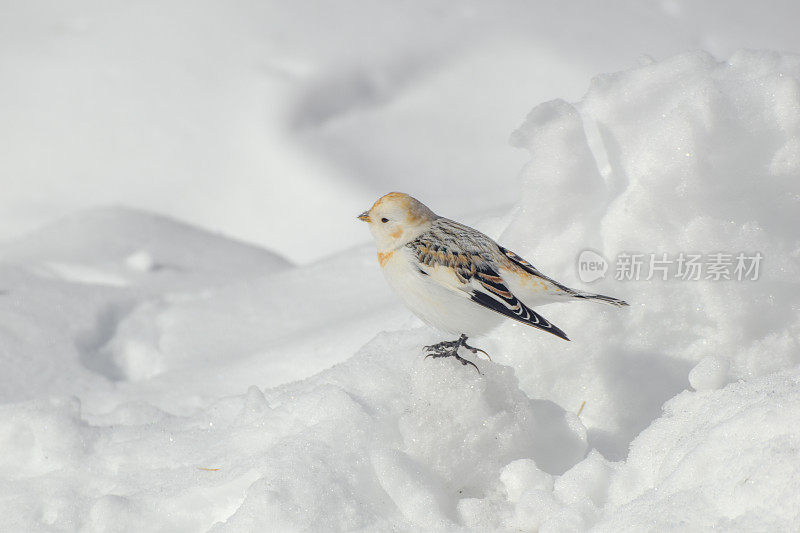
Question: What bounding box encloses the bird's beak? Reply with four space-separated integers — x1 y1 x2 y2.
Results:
357 211 371 222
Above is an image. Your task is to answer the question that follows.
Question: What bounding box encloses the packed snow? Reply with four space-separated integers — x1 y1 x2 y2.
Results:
2 3 800 532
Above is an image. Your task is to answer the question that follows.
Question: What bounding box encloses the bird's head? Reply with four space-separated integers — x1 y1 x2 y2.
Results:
358 192 437 250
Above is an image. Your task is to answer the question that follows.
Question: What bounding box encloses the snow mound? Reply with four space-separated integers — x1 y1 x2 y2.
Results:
454 368 800 531
0 207 295 404
215 332 588 531
688 355 729 390
496 49 800 459
1 206 291 290
0 330 588 532
600 368 800 531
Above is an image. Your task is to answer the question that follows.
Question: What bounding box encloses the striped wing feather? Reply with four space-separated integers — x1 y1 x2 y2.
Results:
471 269 570 341
407 220 570 340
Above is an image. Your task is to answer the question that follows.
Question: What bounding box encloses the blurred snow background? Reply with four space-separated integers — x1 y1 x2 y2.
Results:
3 0 800 262
1 1 800 531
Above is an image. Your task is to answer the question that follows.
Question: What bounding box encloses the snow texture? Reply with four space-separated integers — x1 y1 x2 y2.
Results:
2 4 800 532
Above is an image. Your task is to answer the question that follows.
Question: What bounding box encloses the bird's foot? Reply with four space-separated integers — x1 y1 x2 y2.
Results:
423 338 460 356
423 334 488 373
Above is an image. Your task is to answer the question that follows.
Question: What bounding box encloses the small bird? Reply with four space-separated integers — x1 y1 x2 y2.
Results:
358 192 628 371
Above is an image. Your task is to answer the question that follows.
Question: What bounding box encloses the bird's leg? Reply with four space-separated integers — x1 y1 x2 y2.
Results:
423 334 487 373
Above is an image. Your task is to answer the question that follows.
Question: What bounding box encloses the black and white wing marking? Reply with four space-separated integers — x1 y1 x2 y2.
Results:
407 219 570 341
470 268 570 341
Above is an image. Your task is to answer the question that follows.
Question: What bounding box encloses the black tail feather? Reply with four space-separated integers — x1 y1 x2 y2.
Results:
575 292 629 307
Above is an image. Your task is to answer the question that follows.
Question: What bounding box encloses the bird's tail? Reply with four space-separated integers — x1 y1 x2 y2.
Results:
573 291 629 307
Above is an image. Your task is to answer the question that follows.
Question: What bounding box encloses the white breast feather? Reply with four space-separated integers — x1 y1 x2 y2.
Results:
381 247 503 336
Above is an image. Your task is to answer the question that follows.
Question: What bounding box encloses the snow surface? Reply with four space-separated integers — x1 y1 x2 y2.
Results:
4 1 800 262
3 4 800 532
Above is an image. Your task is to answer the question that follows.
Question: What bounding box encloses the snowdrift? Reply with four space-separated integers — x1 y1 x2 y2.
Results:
1 50 799 531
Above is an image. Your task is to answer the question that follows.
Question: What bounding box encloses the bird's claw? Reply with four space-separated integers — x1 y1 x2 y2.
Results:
422 335 488 373
423 339 458 355
463 343 492 361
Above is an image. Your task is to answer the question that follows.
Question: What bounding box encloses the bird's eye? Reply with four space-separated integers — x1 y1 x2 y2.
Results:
381 218 389 223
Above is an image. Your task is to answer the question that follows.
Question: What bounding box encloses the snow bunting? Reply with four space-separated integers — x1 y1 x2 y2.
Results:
358 192 628 370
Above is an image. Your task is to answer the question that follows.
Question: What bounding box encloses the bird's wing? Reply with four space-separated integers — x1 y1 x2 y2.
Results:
499 244 629 307
407 219 570 341
498 245 578 295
